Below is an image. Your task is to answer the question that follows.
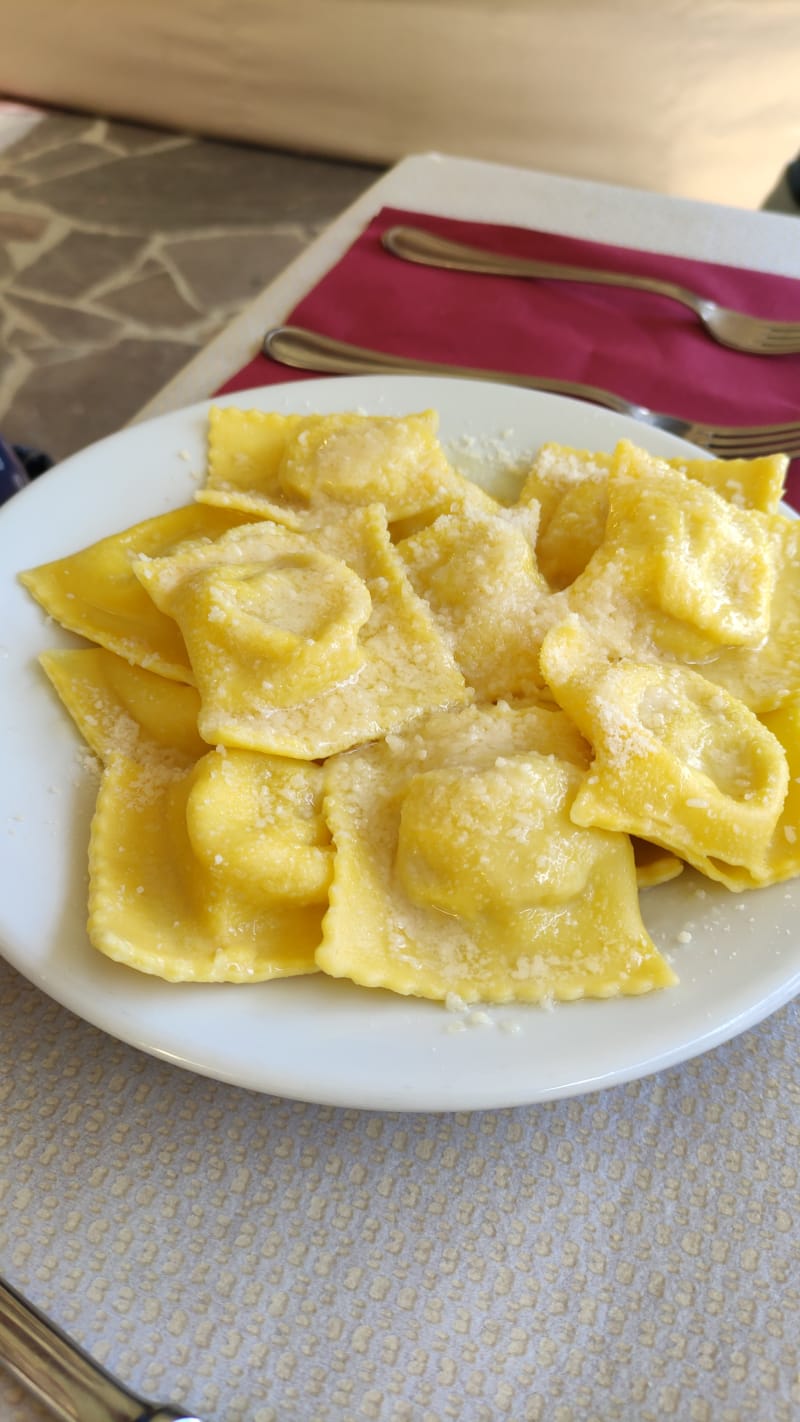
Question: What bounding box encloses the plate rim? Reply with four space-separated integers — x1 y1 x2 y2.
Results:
1 373 798 1112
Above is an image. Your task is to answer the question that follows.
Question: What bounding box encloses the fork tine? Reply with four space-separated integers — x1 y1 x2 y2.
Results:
702 419 800 438
711 320 800 355
761 333 800 352
706 423 800 441
703 436 800 457
705 441 800 458
701 425 800 458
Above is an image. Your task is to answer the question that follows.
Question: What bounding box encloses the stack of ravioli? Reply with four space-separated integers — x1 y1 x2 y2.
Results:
19 408 800 1006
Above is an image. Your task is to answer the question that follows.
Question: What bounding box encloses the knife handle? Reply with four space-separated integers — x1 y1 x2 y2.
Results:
0 1275 201 1422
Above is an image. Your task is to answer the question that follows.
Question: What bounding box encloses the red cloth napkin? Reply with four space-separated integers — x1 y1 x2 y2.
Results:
216 205 800 510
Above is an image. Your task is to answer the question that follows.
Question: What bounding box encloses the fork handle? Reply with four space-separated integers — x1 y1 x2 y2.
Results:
0 1276 196 1422
383 224 709 319
263 325 643 421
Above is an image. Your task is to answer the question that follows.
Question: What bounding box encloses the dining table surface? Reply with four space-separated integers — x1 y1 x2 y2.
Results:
1 151 799 1422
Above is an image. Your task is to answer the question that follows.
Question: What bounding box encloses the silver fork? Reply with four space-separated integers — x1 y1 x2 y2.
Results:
262 326 800 458
383 224 800 357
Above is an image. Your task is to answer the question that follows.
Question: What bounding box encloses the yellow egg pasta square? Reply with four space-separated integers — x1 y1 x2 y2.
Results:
134 504 469 758
536 479 613 591
517 443 612 524
40 645 331 982
690 514 800 713
614 438 787 515
199 406 500 531
398 503 553 701
540 616 789 889
318 702 674 1003
20 504 250 681
515 439 786 594
516 443 613 589
561 463 777 670
207 406 304 492
757 695 800 884
39 647 206 765
88 748 329 982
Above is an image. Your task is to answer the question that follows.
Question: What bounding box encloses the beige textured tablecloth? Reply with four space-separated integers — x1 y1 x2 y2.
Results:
1 953 797 1422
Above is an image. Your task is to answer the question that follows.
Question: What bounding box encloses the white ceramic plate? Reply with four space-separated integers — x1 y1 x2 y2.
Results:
1 376 798 1112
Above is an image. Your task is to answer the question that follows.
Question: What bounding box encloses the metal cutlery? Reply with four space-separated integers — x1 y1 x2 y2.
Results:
262 325 800 458
382 224 800 357
0 1273 204 1422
